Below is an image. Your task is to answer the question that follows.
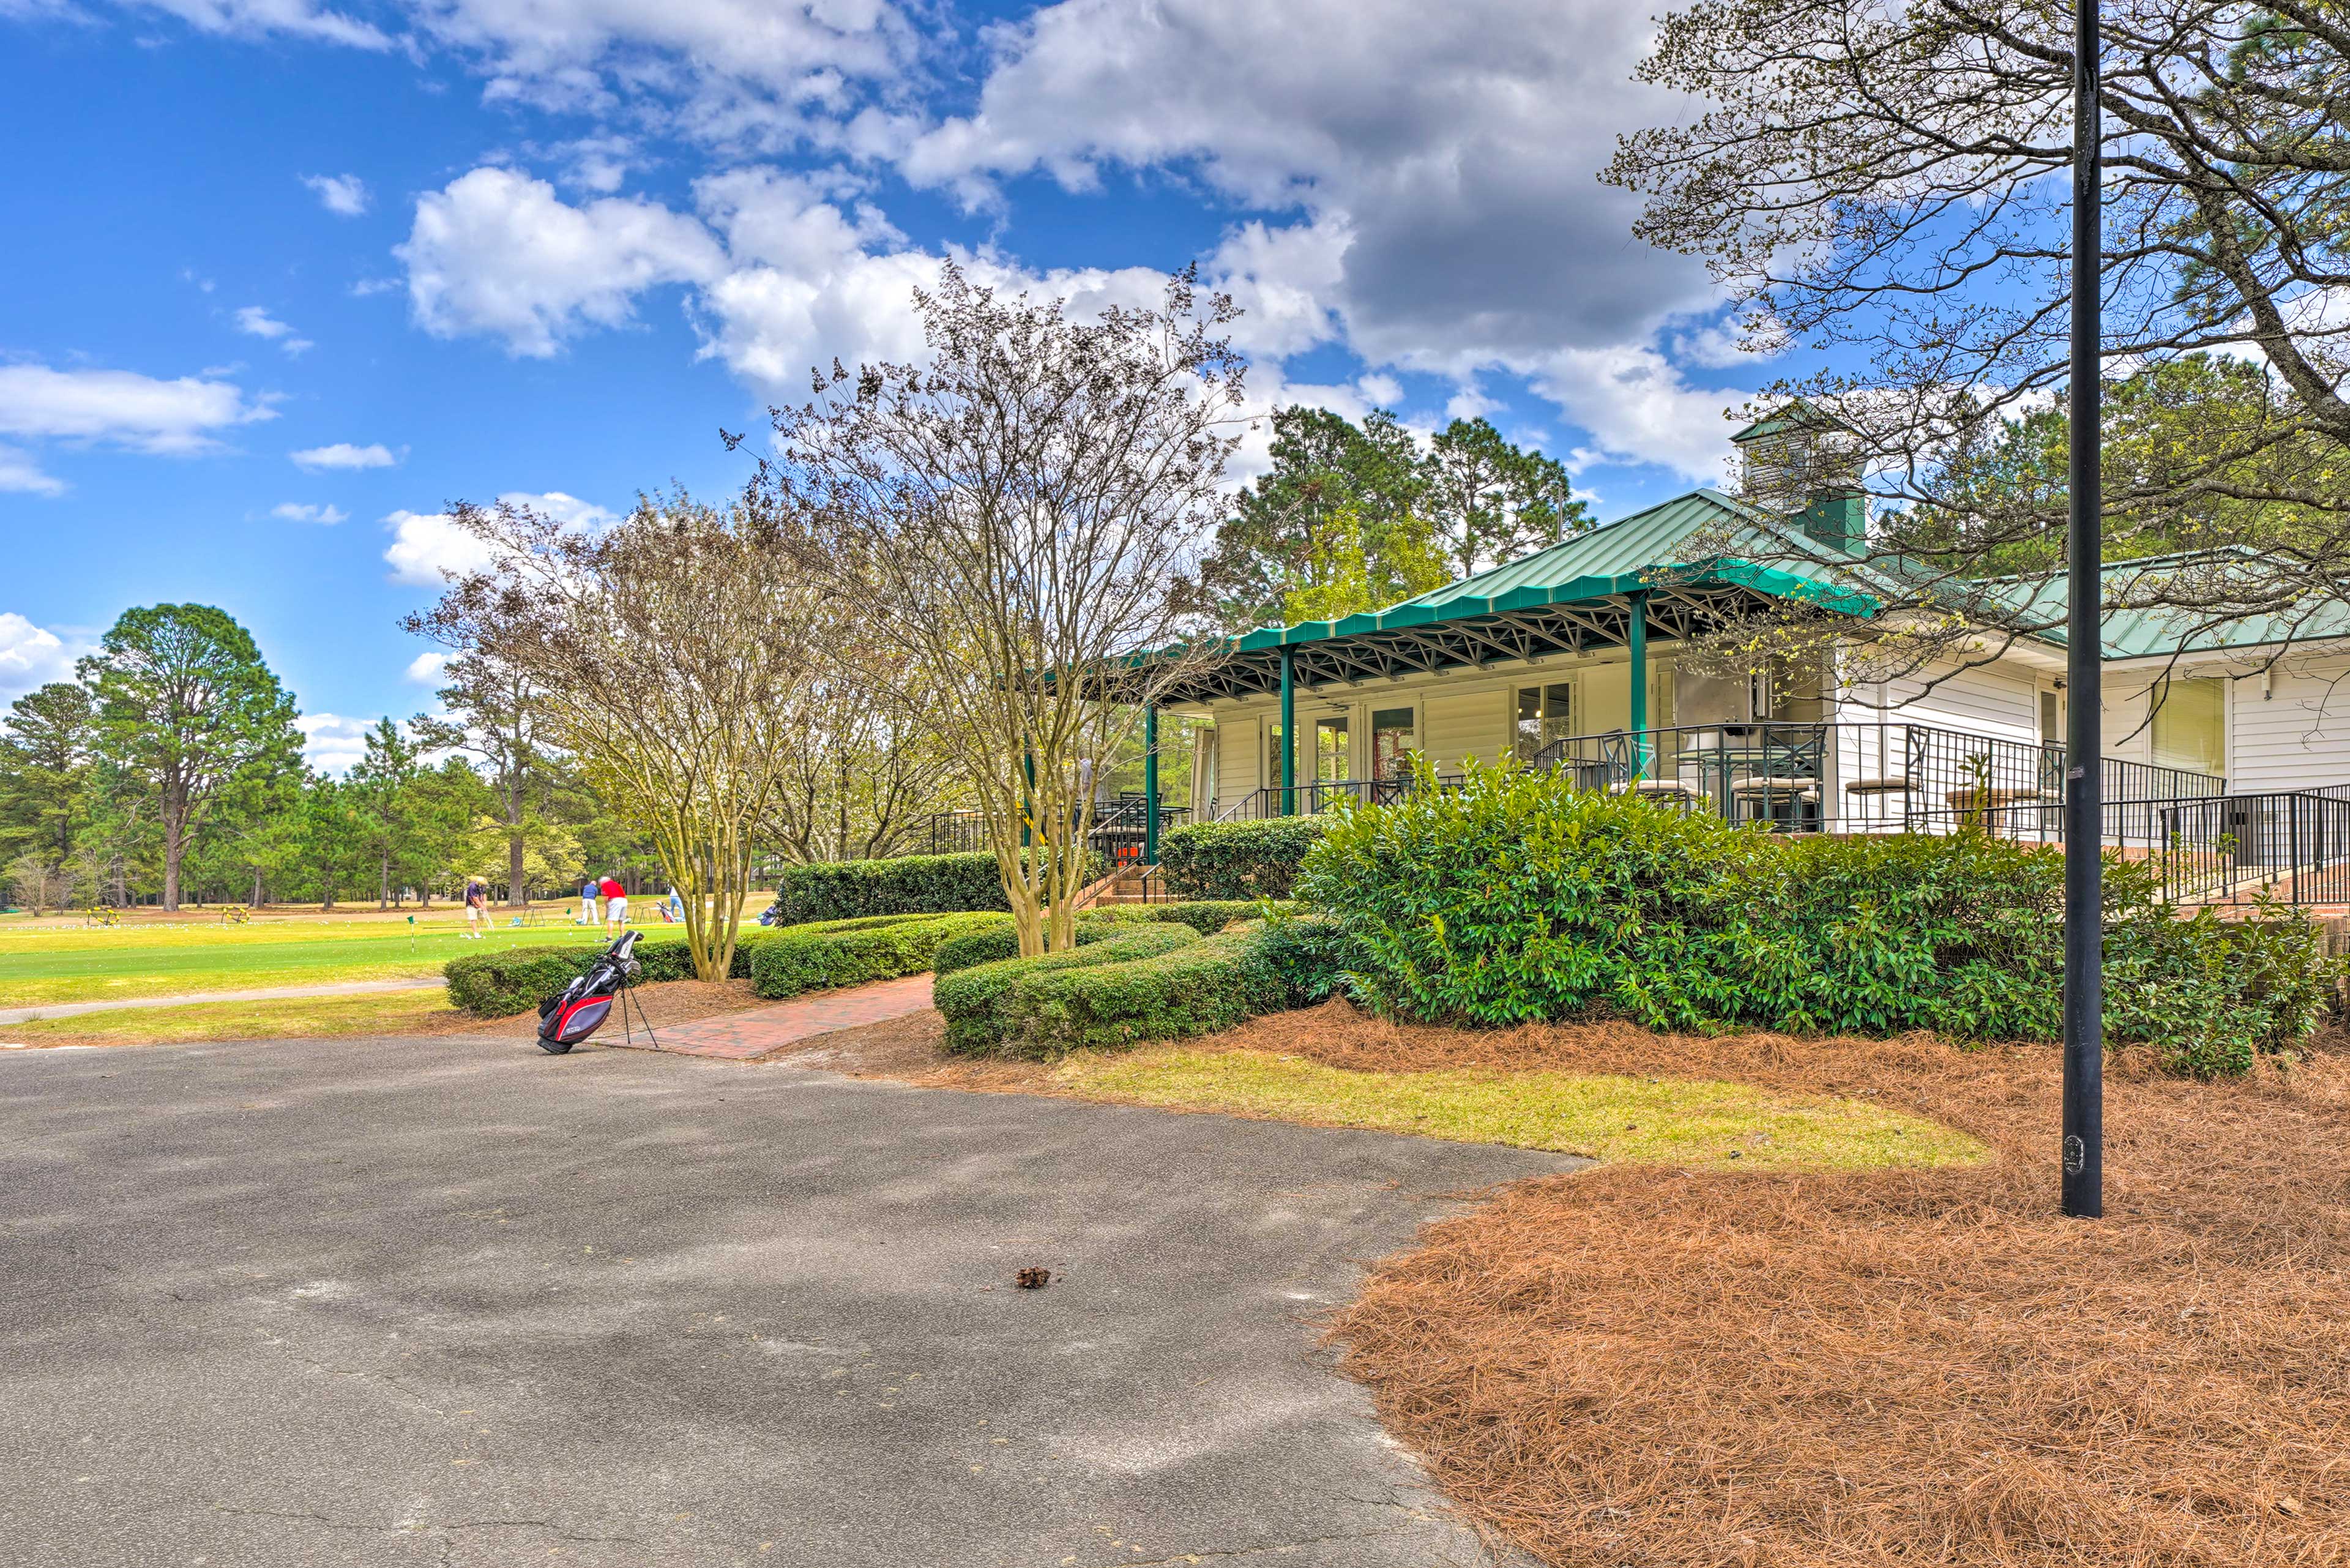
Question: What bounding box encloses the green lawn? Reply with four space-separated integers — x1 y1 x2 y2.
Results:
0 910 628 1007
1068 1050 1988 1171
0 987 466 1044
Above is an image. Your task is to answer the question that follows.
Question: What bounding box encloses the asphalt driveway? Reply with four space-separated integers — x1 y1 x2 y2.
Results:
0 1034 1572 1567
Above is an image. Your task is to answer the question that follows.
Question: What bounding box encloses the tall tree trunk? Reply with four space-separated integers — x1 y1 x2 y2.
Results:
252 869 263 907
161 802 184 913
379 852 391 909
505 774 528 908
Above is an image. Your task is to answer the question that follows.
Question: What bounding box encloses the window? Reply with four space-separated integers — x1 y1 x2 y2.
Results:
1314 715 1351 783
2152 678 2225 777
1748 666 1776 720
1264 723 1285 791
1515 682 1573 760
1371 707 1417 780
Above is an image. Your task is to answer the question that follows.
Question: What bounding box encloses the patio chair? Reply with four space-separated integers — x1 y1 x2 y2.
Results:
1729 775 1821 829
1610 777 1699 808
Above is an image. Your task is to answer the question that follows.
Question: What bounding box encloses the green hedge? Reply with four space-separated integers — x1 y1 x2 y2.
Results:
1089 899 1283 935
443 916 926 1016
769 849 1109 924
983 927 1292 1059
750 911 1004 999
933 925 1199 1053
1296 759 2338 1076
1155 819 1324 900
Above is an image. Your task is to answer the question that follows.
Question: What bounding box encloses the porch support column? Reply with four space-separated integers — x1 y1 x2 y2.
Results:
1628 590 1651 779
1143 701 1161 864
1278 646 1296 815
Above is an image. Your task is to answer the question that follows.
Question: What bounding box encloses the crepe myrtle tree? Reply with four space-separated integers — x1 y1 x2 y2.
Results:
754 263 1245 958
78 604 300 912
1606 0 2350 695
406 490 822 982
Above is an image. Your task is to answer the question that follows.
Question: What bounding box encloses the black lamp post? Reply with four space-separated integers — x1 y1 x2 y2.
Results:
2062 0 2105 1219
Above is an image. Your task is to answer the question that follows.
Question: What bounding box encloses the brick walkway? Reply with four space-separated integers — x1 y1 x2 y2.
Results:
609 973 937 1061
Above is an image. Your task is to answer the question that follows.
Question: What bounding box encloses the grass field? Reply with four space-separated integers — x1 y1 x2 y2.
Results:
0 902 758 1009
1071 1049 1986 1171
0 988 466 1043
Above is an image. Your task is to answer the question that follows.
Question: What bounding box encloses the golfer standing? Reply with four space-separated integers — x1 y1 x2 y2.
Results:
578 878 598 926
600 873 628 935
464 876 487 939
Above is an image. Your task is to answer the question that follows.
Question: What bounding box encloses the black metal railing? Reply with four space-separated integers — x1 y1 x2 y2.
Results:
908 799 1190 865
1086 795 1190 866
1527 720 2225 834
1210 774 1465 821
1908 788 2350 906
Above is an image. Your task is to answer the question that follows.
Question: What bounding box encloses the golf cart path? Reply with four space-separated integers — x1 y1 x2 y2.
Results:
0 1033 1570 1566
0 976 442 1026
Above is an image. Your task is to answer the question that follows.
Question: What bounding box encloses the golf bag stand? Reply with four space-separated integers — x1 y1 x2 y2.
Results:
536 930 657 1054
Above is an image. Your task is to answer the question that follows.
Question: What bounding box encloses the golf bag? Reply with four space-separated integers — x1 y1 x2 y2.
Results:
537 930 644 1053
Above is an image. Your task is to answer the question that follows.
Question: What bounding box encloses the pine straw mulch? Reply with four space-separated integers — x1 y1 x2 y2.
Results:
1181 1002 2350 1567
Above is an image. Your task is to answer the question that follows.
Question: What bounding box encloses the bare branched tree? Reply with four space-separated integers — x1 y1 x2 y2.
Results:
406 491 820 980
764 641 963 863
1606 0 2350 689
757 263 1244 957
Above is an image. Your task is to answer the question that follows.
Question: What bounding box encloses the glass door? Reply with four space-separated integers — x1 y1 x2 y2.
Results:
1371 707 1417 782
1315 715 1351 789
1515 682 1572 761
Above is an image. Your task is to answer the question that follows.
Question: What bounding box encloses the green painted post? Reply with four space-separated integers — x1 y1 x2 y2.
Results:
1143 702 1161 864
1278 646 1296 815
1628 591 1650 780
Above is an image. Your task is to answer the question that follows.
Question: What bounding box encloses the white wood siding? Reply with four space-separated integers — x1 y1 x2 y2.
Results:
2210 653 2350 791
1424 689 1507 773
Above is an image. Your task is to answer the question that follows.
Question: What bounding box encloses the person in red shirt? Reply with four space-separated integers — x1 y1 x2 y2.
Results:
600 874 629 935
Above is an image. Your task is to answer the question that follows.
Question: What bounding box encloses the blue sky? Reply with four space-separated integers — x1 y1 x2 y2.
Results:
1 0 1775 769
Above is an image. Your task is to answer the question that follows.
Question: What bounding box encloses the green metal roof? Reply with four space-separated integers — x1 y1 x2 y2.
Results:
1972 550 2350 660
1122 483 2350 704
1132 489 1879 703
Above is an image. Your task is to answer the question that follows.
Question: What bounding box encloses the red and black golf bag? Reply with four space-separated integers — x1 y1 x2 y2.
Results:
537 930 645 1053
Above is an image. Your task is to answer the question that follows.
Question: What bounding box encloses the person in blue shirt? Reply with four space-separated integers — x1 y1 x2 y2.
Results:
578 879 598 926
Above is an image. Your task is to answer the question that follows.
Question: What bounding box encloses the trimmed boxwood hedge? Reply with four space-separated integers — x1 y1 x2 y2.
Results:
443 915 928 1016
1154 819 1324 899
985 927 1291 1058
748 911 1001 999
936 922 1292 1059
932 925 1199 1052
1091 899 1283 935
769 849 1110 924
928 902 1288 980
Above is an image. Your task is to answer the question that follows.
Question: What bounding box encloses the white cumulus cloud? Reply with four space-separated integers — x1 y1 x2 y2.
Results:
499 490 621 529
0 364 275 455
0 613 77 701
302 171 371 215
381 490 613 586
404 649 450 685
270 502 349 524
382 509 501 586
397 166 726 357
290 441 398 470
298 712 375 774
